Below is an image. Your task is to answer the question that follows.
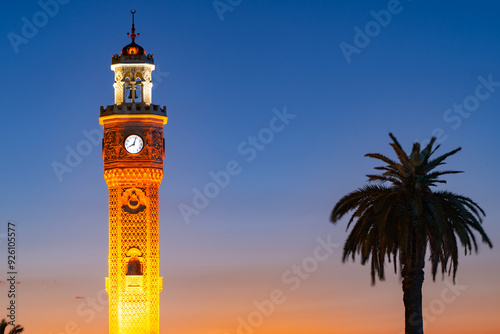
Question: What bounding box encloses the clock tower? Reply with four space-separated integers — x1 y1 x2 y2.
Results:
100 11 167 334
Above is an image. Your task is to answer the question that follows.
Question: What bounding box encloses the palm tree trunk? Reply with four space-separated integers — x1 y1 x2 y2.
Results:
402 245 425 334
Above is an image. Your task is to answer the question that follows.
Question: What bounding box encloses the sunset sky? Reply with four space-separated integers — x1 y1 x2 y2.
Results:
1 0 500 333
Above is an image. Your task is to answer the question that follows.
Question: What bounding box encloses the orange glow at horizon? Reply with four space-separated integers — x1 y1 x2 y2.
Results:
8 242 500 334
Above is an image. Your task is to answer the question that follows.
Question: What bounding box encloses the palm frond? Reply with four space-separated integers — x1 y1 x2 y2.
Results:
330 133 492 285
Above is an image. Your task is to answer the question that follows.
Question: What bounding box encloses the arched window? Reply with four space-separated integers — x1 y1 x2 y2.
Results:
127 257 142 275
125 247 143 276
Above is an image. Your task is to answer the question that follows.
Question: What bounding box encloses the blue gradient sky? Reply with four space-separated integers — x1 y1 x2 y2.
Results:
1 0 499 333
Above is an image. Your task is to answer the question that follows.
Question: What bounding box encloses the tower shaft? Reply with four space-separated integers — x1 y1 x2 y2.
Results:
101 114 167 334
105 168 162 334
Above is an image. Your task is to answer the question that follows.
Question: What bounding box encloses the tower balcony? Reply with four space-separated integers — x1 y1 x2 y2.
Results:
100 102 166 118
112 53 154 65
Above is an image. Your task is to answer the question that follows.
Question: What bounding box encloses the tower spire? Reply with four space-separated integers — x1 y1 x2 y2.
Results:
127 10 139 41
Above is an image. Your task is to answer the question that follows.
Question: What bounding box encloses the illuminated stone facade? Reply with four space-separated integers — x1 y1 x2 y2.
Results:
100 14 167 334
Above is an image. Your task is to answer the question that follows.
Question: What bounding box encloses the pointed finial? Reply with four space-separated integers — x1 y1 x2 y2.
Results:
127 10 140 41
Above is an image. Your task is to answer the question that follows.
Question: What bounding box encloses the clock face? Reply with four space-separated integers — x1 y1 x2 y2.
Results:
124 134 144 154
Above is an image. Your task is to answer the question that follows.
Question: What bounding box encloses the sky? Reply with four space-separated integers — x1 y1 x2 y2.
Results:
1 0 500 333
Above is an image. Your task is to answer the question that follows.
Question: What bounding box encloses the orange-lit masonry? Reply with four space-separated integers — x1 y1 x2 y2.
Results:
100 14 167 333
101 117 166 333
101 109 167 334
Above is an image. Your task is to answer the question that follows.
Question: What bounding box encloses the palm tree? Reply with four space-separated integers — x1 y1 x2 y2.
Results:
0 319 24 334
330 134 492 334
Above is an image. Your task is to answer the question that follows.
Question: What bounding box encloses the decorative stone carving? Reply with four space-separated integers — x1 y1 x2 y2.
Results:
114 68 124 104
104 130 117 162
151 130 163 161
120 187 148 214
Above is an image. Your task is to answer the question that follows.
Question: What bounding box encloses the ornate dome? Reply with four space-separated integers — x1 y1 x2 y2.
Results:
121 41 145 56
